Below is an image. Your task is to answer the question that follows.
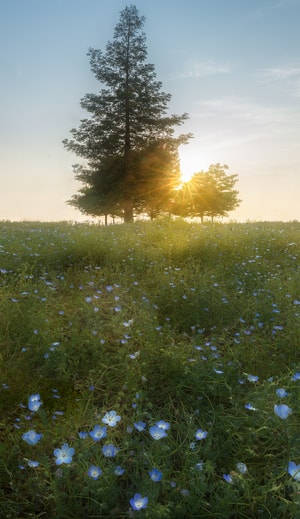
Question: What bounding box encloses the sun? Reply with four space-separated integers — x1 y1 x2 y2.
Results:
180 170 194 183
179 150 209 184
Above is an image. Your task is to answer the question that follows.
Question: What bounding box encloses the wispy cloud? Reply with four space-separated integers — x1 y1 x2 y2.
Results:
259 66 300 97
198 96 294 125
178 59 232 79
261 67 300 81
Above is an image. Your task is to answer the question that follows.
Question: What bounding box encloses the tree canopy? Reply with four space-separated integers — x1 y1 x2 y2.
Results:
172 164 241 222
63 4 191 222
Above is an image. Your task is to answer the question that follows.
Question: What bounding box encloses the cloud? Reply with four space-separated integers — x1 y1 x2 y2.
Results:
258 66 300 97
261 67 300 81
178 59 232 79
198 96 294 126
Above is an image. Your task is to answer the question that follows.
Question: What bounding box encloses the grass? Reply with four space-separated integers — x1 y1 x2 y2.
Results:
0 218 300 518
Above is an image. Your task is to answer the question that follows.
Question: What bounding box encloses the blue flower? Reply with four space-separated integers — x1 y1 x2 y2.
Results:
195 429 208 441
53 443 75 465
129 351 139 359
149 468 162 481
245 403 257 411
102 410 121 427
149 425 168 440
114 466 125 476
291 372 300 381
87 465 102 480
276 388 289 398
134 421 146 432
155 420 170 430
27 460 39 468
223 473 233 483
102 443 118 457
28 394 42 412
129 493 148 511
247 374 259 383
89 425 107 441
288 461 300 481
236 462 247 474
78 431 88 439
274 404 292 420
180 488 190 496
22 430 43 445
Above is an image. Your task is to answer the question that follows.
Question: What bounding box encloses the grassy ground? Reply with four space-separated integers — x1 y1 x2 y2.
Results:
0 218 300 518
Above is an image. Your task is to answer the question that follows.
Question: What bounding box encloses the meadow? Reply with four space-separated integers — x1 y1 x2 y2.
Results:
0 218 300 518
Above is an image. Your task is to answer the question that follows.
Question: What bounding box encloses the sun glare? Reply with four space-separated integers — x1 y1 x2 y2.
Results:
179 151 209 184
180 170 194 183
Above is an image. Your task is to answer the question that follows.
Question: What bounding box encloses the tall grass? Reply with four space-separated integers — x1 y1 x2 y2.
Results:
0 219 300 518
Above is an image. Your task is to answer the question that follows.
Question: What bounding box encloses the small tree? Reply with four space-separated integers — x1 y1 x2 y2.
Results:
172 164 241 222
64 5 191 223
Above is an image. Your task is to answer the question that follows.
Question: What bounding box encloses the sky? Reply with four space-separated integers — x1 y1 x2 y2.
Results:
1 0 300 222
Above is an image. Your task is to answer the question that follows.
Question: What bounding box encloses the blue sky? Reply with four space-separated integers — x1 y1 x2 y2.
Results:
1 0 299 221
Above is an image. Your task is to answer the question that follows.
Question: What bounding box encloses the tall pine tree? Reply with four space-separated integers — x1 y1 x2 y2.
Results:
63 5 191 222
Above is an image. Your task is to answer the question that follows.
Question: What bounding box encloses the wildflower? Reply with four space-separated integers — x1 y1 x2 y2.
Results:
291 372 300 381
223 473 233 483
87 465 102 480
102 410 121 427
129 351 139 359
22 430 43 445
114 466 125 476
149 468 163 482
123 319 133 327
276 388 288 398
149 425 168 440
134 421 146 432
155 420 170 430
129 493 148 511
245 403 257 411
78 431 88 439
28 394 42 412
288 461 300 482
195 462 203 471
274 404 292 420
180 488 190 496
27 460 39 468
236 462 247 474
247 374 259 383
89 425 107 441
195 429 208 441
102 443 118 457
53 443 75 465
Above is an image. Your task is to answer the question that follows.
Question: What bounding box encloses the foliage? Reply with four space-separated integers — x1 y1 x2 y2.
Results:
173 164 241 221
1 219 300 518
63 5 191 223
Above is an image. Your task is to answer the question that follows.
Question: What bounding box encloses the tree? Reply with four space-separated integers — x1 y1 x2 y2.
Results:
172 164 241 222
64 5 191 223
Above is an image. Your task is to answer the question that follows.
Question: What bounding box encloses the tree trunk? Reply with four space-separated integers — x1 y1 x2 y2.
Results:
123 200 134 222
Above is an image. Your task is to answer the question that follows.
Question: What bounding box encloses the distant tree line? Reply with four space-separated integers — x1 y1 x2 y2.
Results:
63 5 241 224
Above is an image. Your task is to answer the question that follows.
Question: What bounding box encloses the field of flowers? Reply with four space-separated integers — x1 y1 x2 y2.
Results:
0 218 300 518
